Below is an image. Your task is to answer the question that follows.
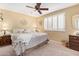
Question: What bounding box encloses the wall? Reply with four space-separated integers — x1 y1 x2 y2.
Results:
36 4 79 42
0 4 79 42
0 9 36 31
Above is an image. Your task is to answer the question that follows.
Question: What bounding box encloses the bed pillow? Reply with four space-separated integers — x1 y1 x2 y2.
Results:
23 29 34 33
13 29 24 33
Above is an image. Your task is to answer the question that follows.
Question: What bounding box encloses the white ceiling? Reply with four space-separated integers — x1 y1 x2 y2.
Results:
0 3 78 17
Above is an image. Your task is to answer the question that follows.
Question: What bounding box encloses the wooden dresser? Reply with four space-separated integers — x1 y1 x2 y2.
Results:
69 35 79 51
0 35 12 46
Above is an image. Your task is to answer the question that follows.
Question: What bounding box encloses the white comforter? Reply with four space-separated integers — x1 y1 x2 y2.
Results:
11 32 48 55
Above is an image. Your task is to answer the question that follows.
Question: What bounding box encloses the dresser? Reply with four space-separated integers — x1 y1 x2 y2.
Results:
69 35 79 51
0 35 12 46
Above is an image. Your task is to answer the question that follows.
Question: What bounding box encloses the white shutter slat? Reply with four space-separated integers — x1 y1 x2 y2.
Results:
52 15 57 31
58 13 65 31
44 17 48 30
47 16 52 31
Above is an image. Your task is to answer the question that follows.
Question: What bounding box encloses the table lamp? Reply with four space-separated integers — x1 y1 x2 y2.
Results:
33 24 38 32
2 22 9 35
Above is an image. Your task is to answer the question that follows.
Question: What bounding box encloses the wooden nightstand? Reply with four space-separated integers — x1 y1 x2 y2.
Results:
69 35 79 51
0 35 12 46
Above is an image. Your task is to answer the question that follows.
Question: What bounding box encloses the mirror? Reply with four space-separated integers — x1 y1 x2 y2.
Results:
72 15 79 30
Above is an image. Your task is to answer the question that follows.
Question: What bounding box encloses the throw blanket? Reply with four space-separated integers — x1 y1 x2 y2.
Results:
11 33 34 55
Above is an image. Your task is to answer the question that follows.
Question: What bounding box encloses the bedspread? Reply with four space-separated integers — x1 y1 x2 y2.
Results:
11 32 48 55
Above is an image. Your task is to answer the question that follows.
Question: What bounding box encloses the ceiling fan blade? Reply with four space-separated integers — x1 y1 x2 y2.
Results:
40 8 48 10
26 6 35 9
38 10 42 14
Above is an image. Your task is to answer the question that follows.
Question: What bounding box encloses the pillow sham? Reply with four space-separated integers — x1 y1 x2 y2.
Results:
23 29 34 33
12 29 24 33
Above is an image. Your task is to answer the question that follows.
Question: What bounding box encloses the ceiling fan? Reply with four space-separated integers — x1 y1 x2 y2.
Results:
26 3 49 14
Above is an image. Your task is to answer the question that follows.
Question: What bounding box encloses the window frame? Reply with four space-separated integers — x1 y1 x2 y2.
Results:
44 13 65 32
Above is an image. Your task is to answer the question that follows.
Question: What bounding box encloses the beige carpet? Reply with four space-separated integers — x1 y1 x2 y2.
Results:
0 40 79 56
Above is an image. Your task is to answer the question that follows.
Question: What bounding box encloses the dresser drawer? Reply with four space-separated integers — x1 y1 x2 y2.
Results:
69 42 79 46
69 44 79 51
69 35 77 39
69 39 79 44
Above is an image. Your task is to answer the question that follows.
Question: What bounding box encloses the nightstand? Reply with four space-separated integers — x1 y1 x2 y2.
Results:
69 35 79 51
0 35 12 46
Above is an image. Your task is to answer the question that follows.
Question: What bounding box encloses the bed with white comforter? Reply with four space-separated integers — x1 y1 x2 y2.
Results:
11 32 48 55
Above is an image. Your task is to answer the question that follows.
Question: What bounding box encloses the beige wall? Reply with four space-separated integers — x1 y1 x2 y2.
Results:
0 9 36 31
0 4 79 42
35 4 79 42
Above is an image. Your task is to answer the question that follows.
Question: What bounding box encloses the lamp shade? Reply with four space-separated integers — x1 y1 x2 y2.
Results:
1 22 9 30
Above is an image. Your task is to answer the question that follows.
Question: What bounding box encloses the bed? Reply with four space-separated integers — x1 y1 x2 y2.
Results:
11 32 48 56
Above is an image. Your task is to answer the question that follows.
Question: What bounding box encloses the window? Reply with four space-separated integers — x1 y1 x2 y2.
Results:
74 17 79 29
44 13 65 31
73 15 79 30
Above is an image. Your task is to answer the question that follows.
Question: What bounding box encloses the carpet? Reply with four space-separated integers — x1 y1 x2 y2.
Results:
0 40 79 56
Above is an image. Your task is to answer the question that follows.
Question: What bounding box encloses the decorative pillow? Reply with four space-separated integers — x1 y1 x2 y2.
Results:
12 29 24 33
23 29 34 33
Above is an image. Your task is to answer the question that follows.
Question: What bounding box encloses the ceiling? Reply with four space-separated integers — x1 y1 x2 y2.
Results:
0 3 78 17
